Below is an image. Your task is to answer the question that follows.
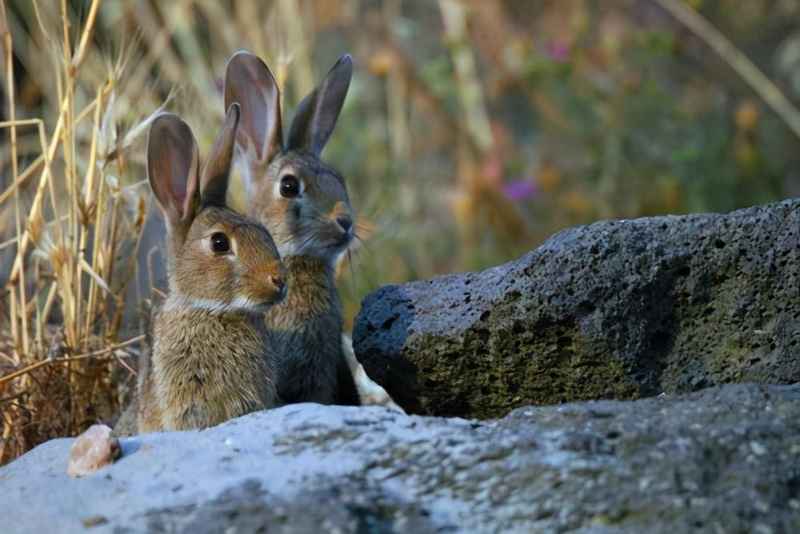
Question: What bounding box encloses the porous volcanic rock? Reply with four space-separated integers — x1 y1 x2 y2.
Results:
354 199 800 417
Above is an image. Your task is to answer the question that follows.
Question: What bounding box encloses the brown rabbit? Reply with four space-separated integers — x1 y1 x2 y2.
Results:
137 105 287 432
224 51 370 406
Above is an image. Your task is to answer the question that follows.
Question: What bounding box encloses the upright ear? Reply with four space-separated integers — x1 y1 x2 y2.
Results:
147 113 200 231
287 54 352 156
200 103 240 207
224 50 283 168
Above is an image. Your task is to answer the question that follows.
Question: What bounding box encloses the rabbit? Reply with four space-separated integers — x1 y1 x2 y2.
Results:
222 52 404 410
223 50 401 411
136 104 287 432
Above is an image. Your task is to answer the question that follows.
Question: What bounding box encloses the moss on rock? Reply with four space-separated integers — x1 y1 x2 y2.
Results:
354 199 800 418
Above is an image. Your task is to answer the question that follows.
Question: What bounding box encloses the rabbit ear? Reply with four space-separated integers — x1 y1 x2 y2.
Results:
287 54 352 156
200 103 240 208
147 113 200 230
224 50 283 168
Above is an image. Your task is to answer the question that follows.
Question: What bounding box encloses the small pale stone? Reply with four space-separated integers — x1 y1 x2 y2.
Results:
750 442 767 456
67 424 121 478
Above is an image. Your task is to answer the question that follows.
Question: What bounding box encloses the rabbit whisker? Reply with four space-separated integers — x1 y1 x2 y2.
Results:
344 248 360 293
293 230 321 255
353 233 373 253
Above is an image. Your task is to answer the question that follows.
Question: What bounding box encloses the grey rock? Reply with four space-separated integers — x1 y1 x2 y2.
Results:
354 199 800 418
1 383 799 533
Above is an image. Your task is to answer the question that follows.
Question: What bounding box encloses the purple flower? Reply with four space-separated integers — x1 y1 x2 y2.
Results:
546 41 570 63
502 179 538 201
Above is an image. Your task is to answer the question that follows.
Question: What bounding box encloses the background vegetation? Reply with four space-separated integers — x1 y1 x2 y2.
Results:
1 0 799 464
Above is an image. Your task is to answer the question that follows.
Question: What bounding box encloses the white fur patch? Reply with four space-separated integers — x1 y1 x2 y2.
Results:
230 296 259 310
234 144 259 195
277 241 298 258
341 334 405 413
163 294 261 315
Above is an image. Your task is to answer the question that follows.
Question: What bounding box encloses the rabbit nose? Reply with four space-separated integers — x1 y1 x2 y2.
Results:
336 215 353 233
270 275 285 293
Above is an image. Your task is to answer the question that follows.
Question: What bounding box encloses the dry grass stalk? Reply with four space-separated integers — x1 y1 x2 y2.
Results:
655 0 800 143
0 0 153 465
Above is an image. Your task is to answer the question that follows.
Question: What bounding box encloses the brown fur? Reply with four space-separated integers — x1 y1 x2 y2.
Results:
139 305 274 432
136 109 285 432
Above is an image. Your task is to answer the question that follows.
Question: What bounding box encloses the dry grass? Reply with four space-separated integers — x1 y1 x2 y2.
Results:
0 0 156 464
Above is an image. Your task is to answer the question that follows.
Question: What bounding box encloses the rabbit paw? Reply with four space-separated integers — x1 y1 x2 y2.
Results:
352 362 405 413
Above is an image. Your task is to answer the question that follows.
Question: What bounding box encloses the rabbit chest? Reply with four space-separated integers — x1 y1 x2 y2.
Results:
264 257 357 405
151 306 276 430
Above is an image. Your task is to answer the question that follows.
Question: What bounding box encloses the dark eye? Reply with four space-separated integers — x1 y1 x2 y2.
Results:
280 174 301 198
210 232 231 254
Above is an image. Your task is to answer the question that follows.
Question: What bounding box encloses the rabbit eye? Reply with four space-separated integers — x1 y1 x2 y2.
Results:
279 175 301 198
210 232 231 254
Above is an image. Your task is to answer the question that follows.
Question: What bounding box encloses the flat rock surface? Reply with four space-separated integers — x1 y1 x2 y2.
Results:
354 199 800 417
1 383 799 533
